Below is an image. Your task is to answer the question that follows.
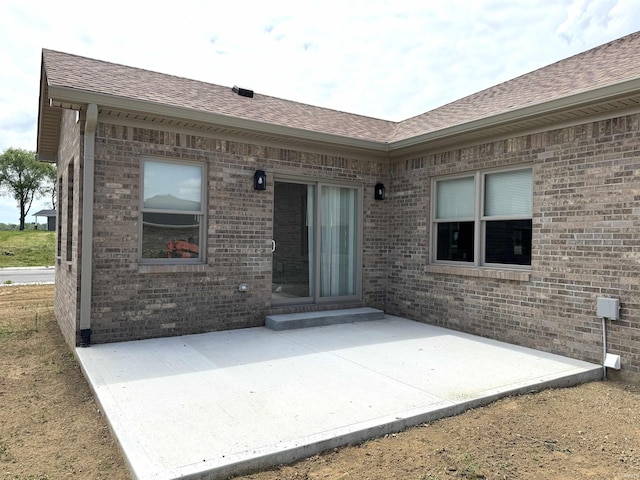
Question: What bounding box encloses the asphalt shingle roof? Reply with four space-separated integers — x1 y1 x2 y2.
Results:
41 30 640 145
42 50 395 142
393 31 640 141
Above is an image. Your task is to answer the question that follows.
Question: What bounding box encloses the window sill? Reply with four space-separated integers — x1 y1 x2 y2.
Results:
138 263 207 274
426 264 531 282
56 257 73 271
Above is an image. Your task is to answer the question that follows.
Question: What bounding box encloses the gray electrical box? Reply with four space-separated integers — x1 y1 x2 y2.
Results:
596 297 619 320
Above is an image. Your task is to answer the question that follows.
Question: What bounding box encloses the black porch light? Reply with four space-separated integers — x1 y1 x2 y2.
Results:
254 170 267 190
374 183 385 200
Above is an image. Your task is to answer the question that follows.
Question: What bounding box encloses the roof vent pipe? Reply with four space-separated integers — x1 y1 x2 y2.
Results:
232 85 254 98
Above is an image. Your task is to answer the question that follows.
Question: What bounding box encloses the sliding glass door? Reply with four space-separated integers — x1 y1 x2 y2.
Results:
272 181 360 304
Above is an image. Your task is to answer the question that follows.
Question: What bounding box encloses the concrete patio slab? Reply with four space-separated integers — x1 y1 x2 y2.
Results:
76 315 602 480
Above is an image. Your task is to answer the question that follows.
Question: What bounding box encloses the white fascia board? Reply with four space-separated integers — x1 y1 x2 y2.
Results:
46 85 390 153
48 76 640 155
389 77 640 151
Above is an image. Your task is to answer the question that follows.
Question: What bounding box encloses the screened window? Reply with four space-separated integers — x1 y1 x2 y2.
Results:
140 160 205 263
433 167 532 267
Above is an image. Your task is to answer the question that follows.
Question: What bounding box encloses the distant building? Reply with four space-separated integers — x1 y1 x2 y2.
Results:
33 209 56 231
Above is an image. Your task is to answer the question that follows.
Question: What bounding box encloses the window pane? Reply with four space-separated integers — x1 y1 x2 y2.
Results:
142 213 200 259
143 161 202 211
66 162 74 262
436 177 475 219
485 219 532 265
484 169 532 217
272 182 314 300
436 222 474 262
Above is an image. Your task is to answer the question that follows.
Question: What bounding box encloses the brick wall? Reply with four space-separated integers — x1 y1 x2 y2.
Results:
54 109 81 348
57 109 640 382
387 113 640 383
85 121 388 343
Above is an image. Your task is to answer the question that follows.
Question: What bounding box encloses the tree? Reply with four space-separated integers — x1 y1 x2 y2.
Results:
42 161 58 209
0 148 56 230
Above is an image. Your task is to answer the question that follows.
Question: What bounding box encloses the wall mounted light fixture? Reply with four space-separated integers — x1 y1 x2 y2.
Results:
254 170 267 190
374 183 385 200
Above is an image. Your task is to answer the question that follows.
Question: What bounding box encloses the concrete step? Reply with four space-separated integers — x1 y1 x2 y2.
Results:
265 307 385 331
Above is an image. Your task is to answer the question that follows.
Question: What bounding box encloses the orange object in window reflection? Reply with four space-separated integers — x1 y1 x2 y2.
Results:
166 240 199 258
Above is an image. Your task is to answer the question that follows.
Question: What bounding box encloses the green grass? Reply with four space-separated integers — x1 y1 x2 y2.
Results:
0 231 55 267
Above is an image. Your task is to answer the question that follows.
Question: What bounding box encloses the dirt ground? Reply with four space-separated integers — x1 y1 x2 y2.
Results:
1 285 639 480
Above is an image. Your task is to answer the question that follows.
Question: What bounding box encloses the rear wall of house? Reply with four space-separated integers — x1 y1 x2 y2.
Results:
387 113 640 384
88 120 389 343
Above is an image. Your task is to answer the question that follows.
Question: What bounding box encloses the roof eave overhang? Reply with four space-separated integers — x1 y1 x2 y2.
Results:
46 85 391 153
388 77 640 154
36 67 62 163
44 76 640 160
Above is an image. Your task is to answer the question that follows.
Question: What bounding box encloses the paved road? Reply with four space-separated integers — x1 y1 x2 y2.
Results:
0 266 55 285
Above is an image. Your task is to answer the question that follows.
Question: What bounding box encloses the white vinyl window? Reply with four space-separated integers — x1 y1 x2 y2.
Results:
140 159 205 264
433 166 532 267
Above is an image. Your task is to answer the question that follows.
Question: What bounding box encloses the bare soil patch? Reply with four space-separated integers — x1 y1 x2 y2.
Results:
1 285 639 480
0 285 128 479
236 381 640 480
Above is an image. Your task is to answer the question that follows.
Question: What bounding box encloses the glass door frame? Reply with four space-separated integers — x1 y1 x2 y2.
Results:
271 175 363 306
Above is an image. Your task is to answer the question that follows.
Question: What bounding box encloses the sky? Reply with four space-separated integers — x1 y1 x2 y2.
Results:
1 0 639 224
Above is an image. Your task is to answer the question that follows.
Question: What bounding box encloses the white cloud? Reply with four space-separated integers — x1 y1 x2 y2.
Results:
558 0 640 46
0 0 639 224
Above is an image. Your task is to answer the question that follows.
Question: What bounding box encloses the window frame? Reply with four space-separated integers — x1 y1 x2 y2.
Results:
139 158 207 265
431 165 533 270
66 161 74 262
56 174 63 258
271 175 364 307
